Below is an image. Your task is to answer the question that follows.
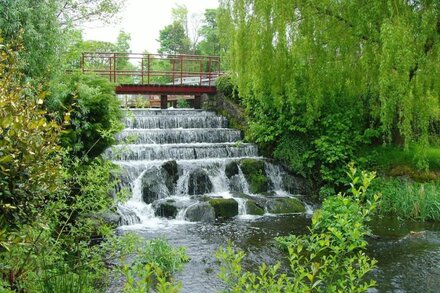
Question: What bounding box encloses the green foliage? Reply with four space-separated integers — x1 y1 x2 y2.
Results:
0 0 126 82
219 0 440 189
48 72 123 158
363 145 440 180
197 9 221 56
176 98 190 108
0 40 63 228
0 38 126 292
217 165 381 292
134 96 150 108
0 0 61 80
119 236 188 293
371 178 440 221
158 22 190 55
55 0 125 26
216 73 240 103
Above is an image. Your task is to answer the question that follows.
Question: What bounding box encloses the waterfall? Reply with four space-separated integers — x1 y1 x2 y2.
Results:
110 108 307 226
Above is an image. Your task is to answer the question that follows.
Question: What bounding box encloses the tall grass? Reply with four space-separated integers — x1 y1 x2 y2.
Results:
373 178 440 221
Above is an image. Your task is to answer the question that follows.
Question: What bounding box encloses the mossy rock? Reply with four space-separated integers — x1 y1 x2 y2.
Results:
245 200 264 215
154 201 178 218
225 161 239 178
239 158 265 174
208 198 238 219
266 197 305 214
239 159 268 194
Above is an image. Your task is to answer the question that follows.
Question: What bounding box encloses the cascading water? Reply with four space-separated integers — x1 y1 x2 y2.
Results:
105 108 440 293
107 108 308 227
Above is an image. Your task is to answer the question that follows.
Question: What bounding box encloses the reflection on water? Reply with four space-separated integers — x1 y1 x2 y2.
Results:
118 215 440 293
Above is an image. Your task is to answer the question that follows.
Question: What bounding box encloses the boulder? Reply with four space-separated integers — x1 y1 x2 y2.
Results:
208 198 238 219
282 174 307 194
225 161 239 178
162 160 179 193
141 167 169 204
245 200 265 215
185 202 216 223
188 169 213 195
117 206 140 226
239 159 268 194
266 197 305 214
154 200 178 219
232 192 268 209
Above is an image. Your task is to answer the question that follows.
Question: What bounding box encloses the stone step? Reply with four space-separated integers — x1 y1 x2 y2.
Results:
123 115 228 129
116 128 242 144
104 143 258 161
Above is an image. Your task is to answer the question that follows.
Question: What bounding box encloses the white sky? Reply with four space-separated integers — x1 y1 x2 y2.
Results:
82 0 219 53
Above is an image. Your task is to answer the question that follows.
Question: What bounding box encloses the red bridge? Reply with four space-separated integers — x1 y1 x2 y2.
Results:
80 52 221 108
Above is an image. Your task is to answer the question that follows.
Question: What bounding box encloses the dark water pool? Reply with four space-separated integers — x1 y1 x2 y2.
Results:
120 215 440 293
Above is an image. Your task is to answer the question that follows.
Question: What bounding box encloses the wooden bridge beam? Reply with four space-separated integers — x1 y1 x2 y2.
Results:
160 95 168 109
194 95 202 109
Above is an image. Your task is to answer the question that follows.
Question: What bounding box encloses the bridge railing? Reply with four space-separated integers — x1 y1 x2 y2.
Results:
81 52 221 86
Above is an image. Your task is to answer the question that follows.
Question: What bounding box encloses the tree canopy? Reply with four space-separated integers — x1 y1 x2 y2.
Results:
219 0 440 183
157 22 190 55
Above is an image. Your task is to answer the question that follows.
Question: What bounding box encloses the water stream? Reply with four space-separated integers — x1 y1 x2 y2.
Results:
108 108 440 293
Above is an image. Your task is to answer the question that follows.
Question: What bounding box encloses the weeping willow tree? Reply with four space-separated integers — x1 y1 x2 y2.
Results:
219 0 440 186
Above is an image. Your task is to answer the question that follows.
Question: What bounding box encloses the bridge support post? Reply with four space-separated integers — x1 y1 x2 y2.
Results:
194 94 202 109
160 95 168 109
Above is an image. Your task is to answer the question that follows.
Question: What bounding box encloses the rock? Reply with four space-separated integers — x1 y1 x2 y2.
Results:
185 202 215 223
282 174 307 194
117 205 141 226
260 191 277 197
225 161 239 178
188 169 213 195
162 160 178 192
239 159 268 194
232 192 268 209
228 175 246 192
100 211 121 226
141 167 169 204
266 197 305 214
208 198 238 219
245 200 264 215
154 200 178 218
86 211 121 227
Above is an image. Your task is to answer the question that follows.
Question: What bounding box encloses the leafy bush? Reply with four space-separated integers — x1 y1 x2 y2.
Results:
216 165 381 292
176 98 190 108
0 43 123 289
108 233 189 293
216 73 239 102
0 38 63 228
48 72 123 158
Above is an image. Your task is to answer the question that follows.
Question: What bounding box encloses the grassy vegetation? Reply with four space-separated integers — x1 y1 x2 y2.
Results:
370 178 440 222
359 143 440 221
362 144 440 181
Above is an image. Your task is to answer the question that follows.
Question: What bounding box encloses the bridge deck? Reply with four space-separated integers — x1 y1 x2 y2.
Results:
115 84 217 95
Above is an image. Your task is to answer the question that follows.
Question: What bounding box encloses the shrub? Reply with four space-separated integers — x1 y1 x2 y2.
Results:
0 38 63 229
216 165 381 292
48 72 123 158
116 235 189 293
176 98 190 108
216 73 239 102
